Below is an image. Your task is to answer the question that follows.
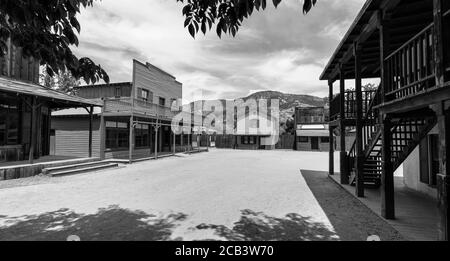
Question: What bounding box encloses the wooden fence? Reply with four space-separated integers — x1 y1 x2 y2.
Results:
215 135 295 150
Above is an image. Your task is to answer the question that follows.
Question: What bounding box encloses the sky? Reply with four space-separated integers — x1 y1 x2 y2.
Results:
74 0 366 103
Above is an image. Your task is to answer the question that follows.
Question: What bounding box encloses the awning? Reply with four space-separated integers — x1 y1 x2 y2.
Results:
0 77 102 107
296 130 329 137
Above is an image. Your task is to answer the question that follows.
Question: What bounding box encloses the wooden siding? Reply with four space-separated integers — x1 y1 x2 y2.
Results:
0 40 40 84
133 61 182 106
52 117 101 158
74 83 132 99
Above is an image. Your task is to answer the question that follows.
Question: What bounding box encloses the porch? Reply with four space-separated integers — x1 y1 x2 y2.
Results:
329 172 439 241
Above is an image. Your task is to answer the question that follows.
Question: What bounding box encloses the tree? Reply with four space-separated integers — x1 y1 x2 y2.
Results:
40 66 80 94
177 0 317 38
0 0 109 84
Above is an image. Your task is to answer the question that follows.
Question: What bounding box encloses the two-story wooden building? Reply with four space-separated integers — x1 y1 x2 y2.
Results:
295 107 334 151
52 59 194 162
0 40 100 165
322 0 449 240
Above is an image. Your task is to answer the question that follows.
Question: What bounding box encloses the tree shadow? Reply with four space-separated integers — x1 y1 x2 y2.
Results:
195 209 339 241
0 205 187 241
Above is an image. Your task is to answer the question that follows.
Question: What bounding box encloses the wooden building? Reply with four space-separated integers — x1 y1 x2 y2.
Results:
0 41 101 164
321 0 450 240
295 107 333 151
52 59 194 161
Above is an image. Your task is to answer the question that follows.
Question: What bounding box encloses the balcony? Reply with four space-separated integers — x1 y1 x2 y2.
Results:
103 97 177 120
330 90 377 124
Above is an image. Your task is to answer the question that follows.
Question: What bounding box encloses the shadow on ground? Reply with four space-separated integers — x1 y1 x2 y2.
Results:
196 209 339 241
300 170 404 241
0 205 187 241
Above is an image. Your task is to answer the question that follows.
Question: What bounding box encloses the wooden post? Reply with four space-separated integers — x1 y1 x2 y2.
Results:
154 120 159 159
180 132 184 151
433 0 446 87
88 106 93 158
339 67 349 184
128 116 134 164
172 131 176 155
99 101 106 160
188 130 191 154
381 117 395 219
436 104 449 241
354 42 364 198
328 80 335 176
28 97 37 164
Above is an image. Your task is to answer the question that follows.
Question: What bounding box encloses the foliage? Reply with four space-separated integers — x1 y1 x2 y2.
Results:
177 0 317 38
40 66 80 94
0 0 109 84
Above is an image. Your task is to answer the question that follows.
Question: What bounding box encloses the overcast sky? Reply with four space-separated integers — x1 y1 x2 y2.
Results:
74 0 365 103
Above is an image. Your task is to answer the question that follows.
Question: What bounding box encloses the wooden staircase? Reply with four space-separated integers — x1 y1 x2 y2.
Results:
42 160 119 177
347 90 437 188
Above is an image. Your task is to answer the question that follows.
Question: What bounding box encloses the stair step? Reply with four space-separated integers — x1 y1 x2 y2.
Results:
43 161 107 175
49 163 119 177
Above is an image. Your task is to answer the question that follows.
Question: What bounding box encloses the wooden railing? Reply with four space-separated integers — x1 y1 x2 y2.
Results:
329 90 377 122
384 24 436 102
104 97 177 119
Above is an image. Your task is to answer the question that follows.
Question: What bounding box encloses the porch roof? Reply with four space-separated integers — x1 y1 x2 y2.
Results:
320 0 434 81
0 77 102 108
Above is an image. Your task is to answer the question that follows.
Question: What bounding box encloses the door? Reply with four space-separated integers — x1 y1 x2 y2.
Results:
311 137 319 150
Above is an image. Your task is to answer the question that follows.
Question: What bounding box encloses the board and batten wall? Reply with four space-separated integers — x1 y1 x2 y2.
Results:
133 60 182 106
51 117 101 158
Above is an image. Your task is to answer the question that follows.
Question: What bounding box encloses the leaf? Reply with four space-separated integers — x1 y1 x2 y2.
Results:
273 0 282 8
188 23 195 38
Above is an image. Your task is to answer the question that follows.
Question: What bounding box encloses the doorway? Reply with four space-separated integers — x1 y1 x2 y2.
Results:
311 137 319 150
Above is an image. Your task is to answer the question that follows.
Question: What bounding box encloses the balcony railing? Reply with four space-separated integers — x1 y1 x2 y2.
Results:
330 90 377 122
384 24 436 102
103 97 177 119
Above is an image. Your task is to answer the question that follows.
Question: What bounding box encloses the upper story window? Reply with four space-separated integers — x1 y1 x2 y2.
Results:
115 87 122 98
159 97 166 107
138 89 150 102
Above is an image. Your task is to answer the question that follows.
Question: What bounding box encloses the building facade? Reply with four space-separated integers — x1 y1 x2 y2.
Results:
295 107 333 151
322 0 450 240
0 40 99 164
52 59 194 161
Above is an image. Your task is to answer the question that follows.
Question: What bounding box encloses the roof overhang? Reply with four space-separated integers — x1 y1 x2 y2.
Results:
320 0 434 82
0 77 102 108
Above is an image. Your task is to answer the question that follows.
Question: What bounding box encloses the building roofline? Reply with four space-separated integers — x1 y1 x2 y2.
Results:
74 82 133 89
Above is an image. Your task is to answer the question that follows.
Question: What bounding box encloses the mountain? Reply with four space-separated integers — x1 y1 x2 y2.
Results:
243 91 327 123
189 91 327 123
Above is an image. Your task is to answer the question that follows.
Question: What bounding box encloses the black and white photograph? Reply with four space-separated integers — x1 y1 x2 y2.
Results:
0 0 449 250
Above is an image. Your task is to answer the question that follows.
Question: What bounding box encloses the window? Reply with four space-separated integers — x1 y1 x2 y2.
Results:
139 89 150 102
0 98 20 146
159 97 166 107
299 137 309 143
321 137 330 143
105 121 129 150
135 124 150 148
115 87 122 98
241 136 257 145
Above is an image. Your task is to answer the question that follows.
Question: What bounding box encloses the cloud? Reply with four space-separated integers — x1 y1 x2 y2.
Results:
74 0 366 102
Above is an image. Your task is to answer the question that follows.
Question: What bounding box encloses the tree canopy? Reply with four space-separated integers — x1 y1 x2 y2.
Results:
177 0 317 38
0 0 109 84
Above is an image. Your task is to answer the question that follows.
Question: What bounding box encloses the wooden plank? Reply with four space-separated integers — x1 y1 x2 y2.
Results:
354 43 364 198
381 118 395 219
339 68 349 184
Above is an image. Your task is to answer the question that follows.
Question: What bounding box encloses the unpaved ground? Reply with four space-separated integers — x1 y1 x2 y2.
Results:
0 149 402 241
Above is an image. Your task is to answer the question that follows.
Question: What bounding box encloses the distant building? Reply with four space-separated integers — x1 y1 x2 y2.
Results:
295 107 333 151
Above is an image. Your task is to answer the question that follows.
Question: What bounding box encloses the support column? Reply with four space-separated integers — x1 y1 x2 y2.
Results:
180 132 184 151
188 131 191 154
154 121 159 159
88 106 93 158
381 117 395 219
436 104 449 241
99 102 106 160
354 43 364 198
329 80 334 176
128 116 134 164
433 0 446 87
339 67 348 184
28 97 37 164
172 131 176 155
